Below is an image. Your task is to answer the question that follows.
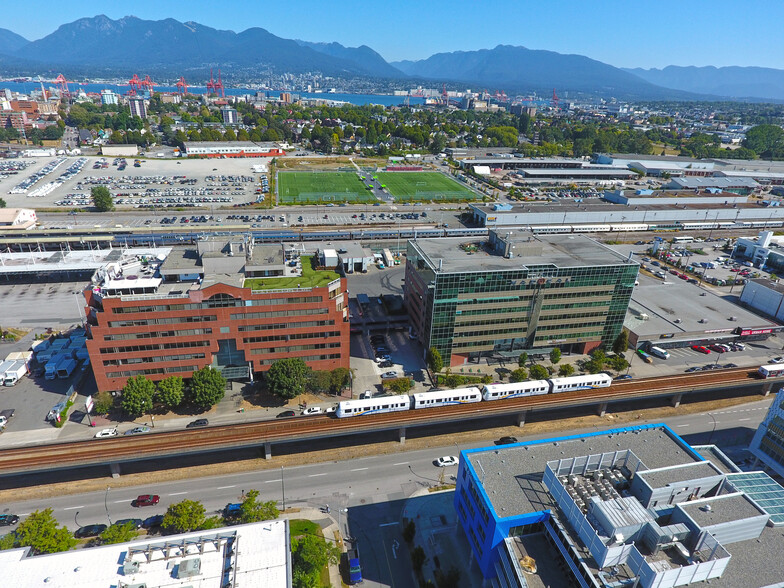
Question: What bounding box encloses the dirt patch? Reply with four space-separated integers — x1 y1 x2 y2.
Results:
0 395 761 503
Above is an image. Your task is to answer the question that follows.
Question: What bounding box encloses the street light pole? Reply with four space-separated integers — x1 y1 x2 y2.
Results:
707 413 718 444
104 486 112 525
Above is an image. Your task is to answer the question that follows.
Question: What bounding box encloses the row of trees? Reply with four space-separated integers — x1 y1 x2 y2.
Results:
93 367 226 418
0 490 279 554
265 358 351 400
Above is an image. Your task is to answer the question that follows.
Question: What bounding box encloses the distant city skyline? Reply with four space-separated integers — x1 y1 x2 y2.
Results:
3 0 784 70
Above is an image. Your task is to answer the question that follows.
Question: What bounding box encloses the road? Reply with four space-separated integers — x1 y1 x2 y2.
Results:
0 400 772 587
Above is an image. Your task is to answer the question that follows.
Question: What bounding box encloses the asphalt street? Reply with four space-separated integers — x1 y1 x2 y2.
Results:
0 400 772 587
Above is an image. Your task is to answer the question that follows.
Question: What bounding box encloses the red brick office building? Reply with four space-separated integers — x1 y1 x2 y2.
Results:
84 240 348 393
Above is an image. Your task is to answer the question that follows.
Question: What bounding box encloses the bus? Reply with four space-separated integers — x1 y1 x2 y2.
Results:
672 236 694 244
758 364 784 378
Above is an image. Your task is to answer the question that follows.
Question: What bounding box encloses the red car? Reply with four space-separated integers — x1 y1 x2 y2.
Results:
708 344 727 353
133 494 160 507
692 345 711 354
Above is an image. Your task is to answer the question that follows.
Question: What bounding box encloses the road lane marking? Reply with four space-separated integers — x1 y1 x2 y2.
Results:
738 418 751 421
393 462 409 466
677 424 689 427
351 467 369 472
168 491 188 496
62 506 83 511
380 521 400 527
217 485 236 490
308 473 327 478
264 479 281 483
114 499 128 503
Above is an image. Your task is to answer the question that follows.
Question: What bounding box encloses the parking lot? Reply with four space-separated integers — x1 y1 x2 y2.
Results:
0 156 267 210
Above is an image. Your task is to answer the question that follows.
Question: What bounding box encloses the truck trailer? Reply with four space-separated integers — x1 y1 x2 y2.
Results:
2 361 28 386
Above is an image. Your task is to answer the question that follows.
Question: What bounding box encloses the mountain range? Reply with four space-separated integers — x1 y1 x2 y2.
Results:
0 15 782 102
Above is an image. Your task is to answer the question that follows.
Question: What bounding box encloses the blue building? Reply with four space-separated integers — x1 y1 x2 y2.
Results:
454 424 784 588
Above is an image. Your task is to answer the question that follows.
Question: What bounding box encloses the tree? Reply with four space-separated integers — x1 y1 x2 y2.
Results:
121 375 156 418
239 489 280 523
9 509 77 554
607 355 630 372
550 348 561 364
612 330 629 355
91 185 114 211
558 364 575 377
266 358 310 400
292 534 340 588
517 352 528 367
387 378 413 393
510 368 528 382
163 499 206 533
0 198 6 208
156 376 184 409
402 520 416 544
528 364 549 380
92 390 114 415
188 366 226 408
100 521 138 544
330 367 351 394
435 567 461 588
427 347 444 373
411 545 428 572
307 370 332 394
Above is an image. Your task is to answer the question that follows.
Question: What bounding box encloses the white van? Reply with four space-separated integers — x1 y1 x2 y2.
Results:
649 346 670 360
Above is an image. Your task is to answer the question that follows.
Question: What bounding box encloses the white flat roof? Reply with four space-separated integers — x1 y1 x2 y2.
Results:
0 520 290 588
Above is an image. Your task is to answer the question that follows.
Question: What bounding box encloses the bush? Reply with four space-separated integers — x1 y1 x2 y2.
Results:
386 378 413 393
558 364 575 377
528 364 549 380
509 368 527 383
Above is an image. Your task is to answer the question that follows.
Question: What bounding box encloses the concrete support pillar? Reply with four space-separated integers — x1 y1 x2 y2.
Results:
597 403 608 417
109 463 121 478
671 393 682 408
264 441 272 459
762 382 773 397
398 427 406 444
516 411 528 427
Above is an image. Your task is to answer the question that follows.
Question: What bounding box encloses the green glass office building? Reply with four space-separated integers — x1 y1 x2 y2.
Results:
405 231 638 367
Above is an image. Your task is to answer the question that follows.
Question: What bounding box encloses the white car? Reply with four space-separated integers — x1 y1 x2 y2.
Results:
302 407 323 416
94 428 118 438
771 357 784 364
435 456 459 467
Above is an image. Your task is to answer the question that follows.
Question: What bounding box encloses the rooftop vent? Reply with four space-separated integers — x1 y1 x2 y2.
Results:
123 561 140 576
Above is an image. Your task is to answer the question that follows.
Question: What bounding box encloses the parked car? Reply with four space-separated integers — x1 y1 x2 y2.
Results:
185 419 209 429
302 407 323 416
133 494 160 507
496 436 518 445
708 345 726 353
435 456 459 467
276 410 296 418
615 374 633 380
94 428 118 439
771 357 784 364
360 390 374 399
381 371 398 379
74 524 107 538
114 518 143 529
142 514 164 529
0 514 19 526
124 426 151 436
692 346 711 354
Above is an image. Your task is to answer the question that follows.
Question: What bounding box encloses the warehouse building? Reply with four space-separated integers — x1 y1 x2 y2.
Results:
84 237 348 393
0 520 291 587
404 231 637 367
663 176 759 195
183 141 285 158
456 423 784 587
0 208 36 230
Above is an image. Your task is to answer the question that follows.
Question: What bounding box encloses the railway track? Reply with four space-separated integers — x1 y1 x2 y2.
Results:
0 368 766 476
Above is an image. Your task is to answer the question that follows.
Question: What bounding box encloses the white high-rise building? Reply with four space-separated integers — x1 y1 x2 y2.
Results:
100 89 118 106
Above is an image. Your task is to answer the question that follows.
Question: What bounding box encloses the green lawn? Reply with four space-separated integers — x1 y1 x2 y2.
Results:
278 172 378 204
244 256 340 291
376 171 477 201
290 519 321 537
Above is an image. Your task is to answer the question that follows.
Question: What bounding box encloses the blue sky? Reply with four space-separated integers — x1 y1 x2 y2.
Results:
6 0 784 69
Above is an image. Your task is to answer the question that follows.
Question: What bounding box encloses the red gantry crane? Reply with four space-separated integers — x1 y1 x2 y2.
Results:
127 74 142 96
140 75 156 94
206 68 225 97
551 88 560 110
176 76 188 95
54 74 71 99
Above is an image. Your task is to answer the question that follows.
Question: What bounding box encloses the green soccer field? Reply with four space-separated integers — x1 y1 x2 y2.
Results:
376 172 477 202
278 172 378 204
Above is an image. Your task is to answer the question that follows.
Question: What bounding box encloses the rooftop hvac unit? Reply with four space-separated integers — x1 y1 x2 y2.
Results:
175 559 202 579
640 313 649 321
122 561 140 576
